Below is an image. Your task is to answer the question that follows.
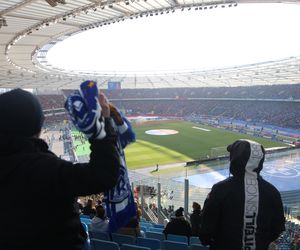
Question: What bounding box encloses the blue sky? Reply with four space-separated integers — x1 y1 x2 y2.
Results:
47 3 300 74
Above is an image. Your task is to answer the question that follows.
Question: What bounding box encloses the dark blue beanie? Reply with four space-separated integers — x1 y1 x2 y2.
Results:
0 89 44 136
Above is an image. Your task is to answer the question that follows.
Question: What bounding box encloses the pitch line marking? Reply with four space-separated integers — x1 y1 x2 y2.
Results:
192 126 211 132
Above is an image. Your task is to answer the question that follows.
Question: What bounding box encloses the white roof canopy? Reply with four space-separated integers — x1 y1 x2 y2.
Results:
1 0 300 90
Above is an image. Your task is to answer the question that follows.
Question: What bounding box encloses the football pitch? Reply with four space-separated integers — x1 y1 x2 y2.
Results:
72 120 287 169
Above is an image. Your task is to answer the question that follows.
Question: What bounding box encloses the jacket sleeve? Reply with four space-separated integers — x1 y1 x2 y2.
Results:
269 190 285 242
199 184 222 246
33 118 121 197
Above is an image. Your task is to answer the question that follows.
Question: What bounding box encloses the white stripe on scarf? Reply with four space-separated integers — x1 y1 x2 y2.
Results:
242 140 264 250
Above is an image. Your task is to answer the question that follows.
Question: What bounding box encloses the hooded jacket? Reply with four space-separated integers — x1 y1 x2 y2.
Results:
199 140 285 250
0 123 120 250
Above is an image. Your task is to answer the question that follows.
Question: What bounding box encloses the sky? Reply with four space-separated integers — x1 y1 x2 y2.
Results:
47 3 300 74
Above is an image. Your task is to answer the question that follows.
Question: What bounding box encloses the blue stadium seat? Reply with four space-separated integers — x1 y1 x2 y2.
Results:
153 224 164 229
190 244 209 250
145 231 165 242
81 222 90 250
121 244 151 250
81 214 91 219
140 222 153 230
163 240 189 250
140 226 147 233
89 230 110 241
148 227 164 233
166 234 188 244
111 233 136 246
136 237 160 250
90 239 119 250
81 222 89 233
190 236 201 245
81 217 92 225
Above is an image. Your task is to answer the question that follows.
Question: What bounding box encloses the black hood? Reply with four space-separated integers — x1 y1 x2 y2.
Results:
227 139 265 177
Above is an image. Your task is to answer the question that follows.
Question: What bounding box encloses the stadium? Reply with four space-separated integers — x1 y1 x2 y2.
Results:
1 0 300 249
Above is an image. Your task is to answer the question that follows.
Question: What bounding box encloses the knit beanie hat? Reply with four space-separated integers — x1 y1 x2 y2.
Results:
0 89 44 136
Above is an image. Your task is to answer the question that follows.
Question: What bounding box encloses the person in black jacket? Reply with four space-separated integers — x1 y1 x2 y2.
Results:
163 207 192 237
0 88 120 250
190 202 202 236
199 139 285 250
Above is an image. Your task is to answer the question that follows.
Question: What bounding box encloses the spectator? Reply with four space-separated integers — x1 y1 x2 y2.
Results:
82 199 96 219
199 139 285 249
0 87 120 250
90 205 109 233
190 202 202 236
163 207 192 237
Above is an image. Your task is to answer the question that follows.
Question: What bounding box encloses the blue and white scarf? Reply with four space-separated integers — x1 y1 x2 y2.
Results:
65 81 136 232
104 115 137 233
64 80 105 139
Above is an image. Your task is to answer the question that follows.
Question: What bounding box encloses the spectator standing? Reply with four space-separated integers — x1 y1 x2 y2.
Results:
190 202 202 236
199 139 285 250
0 83 120 250
90 205 109 233
163 207 192 237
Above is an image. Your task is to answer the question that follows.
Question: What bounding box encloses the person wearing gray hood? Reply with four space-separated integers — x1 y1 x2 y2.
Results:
199 139 285 250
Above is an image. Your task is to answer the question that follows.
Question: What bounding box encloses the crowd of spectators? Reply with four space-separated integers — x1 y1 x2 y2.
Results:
44 113 68 126
113 99 300 129
62 83 300 100
39 98 300 129
85 84 300 100
37 94 65 110
40 84 300 129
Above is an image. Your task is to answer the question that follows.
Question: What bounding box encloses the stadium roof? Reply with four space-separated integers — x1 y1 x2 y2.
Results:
1 0 300 90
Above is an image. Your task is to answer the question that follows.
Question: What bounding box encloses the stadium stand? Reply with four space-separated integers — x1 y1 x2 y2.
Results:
82 214 213 249
37 94 65 110
3 1 300 250
82 212 300 249
45 84 300 129
90 84 300 100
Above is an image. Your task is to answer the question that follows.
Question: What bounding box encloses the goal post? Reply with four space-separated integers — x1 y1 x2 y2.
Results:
210 146 229 158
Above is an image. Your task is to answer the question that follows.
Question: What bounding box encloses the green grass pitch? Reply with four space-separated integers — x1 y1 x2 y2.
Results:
71 120 287 169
